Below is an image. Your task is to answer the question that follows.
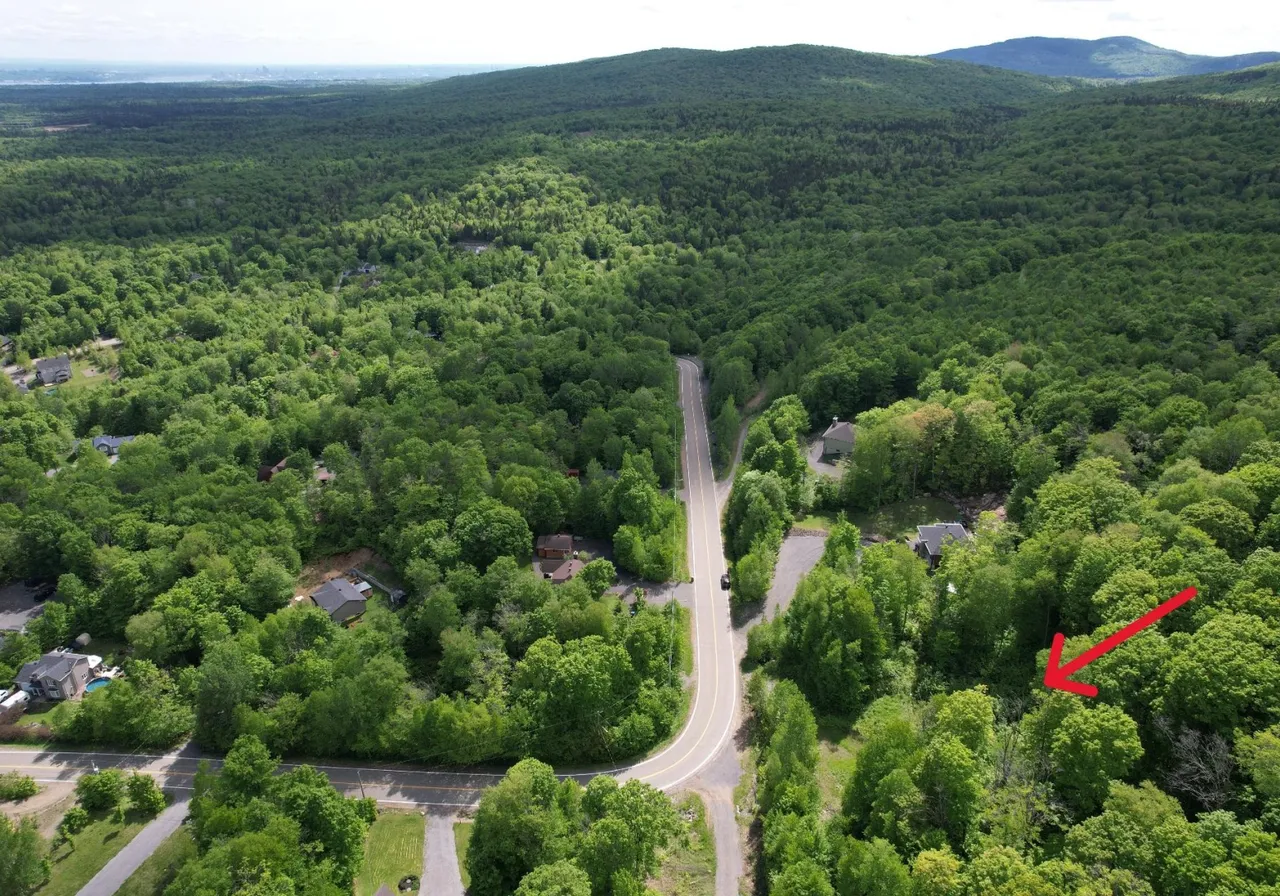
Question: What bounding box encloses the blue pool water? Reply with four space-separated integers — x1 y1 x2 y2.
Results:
85 677 112 692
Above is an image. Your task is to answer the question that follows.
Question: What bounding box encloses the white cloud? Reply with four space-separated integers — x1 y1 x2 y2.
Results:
0 0 1273 65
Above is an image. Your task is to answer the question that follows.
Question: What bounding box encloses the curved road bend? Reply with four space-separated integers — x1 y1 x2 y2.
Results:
0 357 740 885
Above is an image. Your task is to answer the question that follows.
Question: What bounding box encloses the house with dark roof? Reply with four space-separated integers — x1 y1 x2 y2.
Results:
309 578 368 624
910 523 972 570
822 418 855 458
91 435 135 456
535 534 574 559
17 650 103 701
34 354 72 386
258 458 289 482
544 558 585 584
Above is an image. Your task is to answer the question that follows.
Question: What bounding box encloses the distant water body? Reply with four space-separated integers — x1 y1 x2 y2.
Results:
0 63 518 87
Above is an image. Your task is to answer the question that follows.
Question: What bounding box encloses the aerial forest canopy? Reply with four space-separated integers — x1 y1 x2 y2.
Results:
1 43 1280 895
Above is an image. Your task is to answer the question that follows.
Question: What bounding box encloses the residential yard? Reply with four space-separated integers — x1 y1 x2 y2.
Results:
815 715 860 818
115 827 198 896
794 497 962 541
38 809 150 896
354 810 425 896
50 359 112 393
651 793 716 896
454 821 473 888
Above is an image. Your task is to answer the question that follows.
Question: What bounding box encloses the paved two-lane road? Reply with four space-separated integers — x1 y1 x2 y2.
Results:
0 356 741 887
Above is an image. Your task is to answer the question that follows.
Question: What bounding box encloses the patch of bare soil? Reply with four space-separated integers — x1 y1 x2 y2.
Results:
2 781 76 838
298 547 376 591
945 491 1008 524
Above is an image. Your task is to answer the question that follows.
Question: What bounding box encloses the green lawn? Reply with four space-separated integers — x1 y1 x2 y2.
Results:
651 794 716 896
50 359 112 393
454 822 473 888
795 497 962 541
354 811 425 896
39 810 150 896
815 715 860 817
114 827 197 896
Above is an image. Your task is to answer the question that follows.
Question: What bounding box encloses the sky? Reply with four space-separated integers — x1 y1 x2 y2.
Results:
0 0 1276 67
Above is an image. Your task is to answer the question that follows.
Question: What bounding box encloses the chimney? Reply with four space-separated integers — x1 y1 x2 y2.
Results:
833 416 839 424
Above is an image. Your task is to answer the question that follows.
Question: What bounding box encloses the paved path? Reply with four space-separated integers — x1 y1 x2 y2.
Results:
422 811 464 896
75 797 189 896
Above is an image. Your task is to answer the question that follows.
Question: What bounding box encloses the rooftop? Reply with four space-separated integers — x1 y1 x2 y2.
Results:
35 354 71 375
311 578 367 615
19 650 100 682
914 522 972 558
91 435 135 453
823 419 854 441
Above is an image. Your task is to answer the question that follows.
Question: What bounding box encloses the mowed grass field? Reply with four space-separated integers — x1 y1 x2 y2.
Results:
354 811 425 896
39 810 149 896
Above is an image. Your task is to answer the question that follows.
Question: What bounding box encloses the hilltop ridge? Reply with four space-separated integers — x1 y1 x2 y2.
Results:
933 35 1280 79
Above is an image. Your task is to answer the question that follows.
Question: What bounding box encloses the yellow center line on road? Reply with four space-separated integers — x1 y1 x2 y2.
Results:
631 359 733 789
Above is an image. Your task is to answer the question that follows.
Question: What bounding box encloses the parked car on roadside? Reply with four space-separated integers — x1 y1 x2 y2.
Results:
720 573 731 591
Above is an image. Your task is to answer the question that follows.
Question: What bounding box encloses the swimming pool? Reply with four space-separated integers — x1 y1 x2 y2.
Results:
84 677 112 693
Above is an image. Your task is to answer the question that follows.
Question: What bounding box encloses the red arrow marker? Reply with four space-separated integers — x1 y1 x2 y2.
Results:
1043 586 1198 697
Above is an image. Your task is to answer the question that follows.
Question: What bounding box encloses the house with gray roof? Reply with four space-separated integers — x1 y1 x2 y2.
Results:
17 650 103 701
309 578 368 624
822 418 855 458
91 435 135 456
910 523 972 570
34 354 72 386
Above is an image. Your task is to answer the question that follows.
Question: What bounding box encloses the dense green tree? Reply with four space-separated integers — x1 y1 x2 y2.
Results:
0 816 48 896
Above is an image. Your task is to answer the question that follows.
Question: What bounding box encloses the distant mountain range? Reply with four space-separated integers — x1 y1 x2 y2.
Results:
933 36 1280 80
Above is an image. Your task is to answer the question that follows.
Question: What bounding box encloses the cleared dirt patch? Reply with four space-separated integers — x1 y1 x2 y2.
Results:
1 780 76 838
298 547 376 591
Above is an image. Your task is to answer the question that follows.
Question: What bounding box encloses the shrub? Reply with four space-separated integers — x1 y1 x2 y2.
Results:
126 772 167 816
0 772 39 801
76 769 126 812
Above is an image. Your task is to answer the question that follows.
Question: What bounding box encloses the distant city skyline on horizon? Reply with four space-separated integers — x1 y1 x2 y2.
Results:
2 0 1276 68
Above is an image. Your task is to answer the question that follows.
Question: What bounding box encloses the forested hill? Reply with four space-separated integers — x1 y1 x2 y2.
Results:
401 44 1069 119
935 35 1280 79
